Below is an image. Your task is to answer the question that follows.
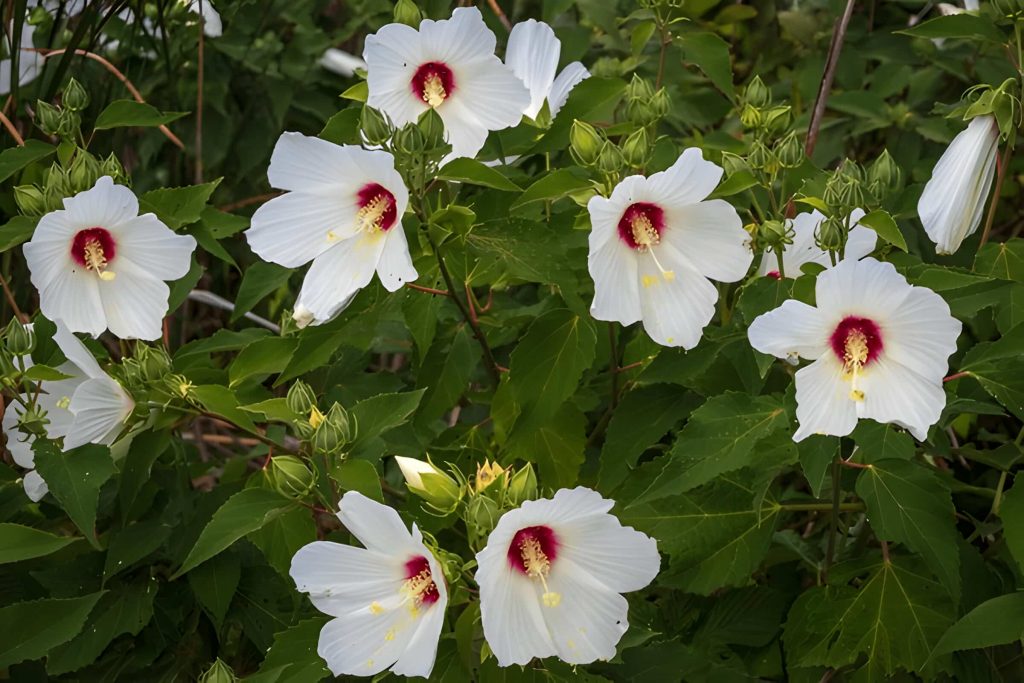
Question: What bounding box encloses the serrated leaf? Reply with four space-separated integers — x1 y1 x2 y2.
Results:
678 32 734 97
709 170 758 199
350 389 426 448
510 167 592 211
506 404 587 488
103 519 171 579
851 421 915 463
0 215 38 252
173 488 295 578
857 209 907 251
0 523 79 563
975 240 1024 282
0 139 55 182
93 99 188 130
330 459 384 502
855 459 960 602
256 616 331 682
998 481 1024 575
188 551 241 629
0 592 104 669
249 506 316 580
437 157 521 192
931 592 1024 656
232 261 293 321
228 337 298 387
139 179 221 230
33 443 116 549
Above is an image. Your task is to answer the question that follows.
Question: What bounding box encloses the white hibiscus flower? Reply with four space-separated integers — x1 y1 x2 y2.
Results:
320 48 366 77
2 321 134 501
748 257 962 441
0 23 44 95
363 7 530 161
23 176 197 341
918 115 999 255
289 491 448 678
505 19 589 120
246 132 417 328
587 148 753 348
476 487 660 667
757 209 876 279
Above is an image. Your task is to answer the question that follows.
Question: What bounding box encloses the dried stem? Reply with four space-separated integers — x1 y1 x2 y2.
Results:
195 0 206 183
0 108 24 145
805 0 856 157
34 48 185 150
406 283 450 297
978 144 1011 248
944 371 969 383
485 0 512 31
217 191 282 212
0 271 27 322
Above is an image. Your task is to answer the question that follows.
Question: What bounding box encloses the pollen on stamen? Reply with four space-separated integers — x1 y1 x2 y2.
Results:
829 316 883 403
508 526 562 608
72 227 117 281
411 62 455 108
355 183 398 234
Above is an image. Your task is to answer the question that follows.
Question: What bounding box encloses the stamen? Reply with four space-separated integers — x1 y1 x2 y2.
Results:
843 329 869 402
356 194 393 234
520 537 561 608
83 238 116 281
422 73 447 107
630 214 659 249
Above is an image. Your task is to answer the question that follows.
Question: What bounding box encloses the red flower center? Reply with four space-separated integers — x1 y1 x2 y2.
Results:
71 227 117 279
355 183 398 233
411 62 455 107
829 316 883 369
617 202 665 251
507 525 559 576
403 555 439 606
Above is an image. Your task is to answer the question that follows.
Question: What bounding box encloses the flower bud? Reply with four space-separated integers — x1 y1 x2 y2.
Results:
744 75 771 108
14 185 46 216
35 100 61 136
135 343 171 382
360 106 392 146
774 131 803 169
62 77 90 112
68 151 101 191
394 456 462 511
596 140 624 175
312 402 354 455
198 659 237 683
569 120 602 166
269 455 316 499
101 153 127 182
417 107 446 151
748 140 774 171
759 219 791 250
626 74 655 102
816 215 844 252
625 97 658 126
465 493 501 542
868 149 902 196
474 459 507 494
739 103 761 129
4 319 35 356
286 380 317 416
43 181 66 213
57 110 81 140
165 373 194 399
720 152 750 177
393 0 422 27
650 88 670 118
506 463 537 505
621 127 651 167
762 106 792 135
393 122 426 154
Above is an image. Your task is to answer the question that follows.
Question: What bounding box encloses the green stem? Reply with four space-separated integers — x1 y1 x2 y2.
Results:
608 323 620 409
823 445 842 582
774 247 786 278
781 501 865 512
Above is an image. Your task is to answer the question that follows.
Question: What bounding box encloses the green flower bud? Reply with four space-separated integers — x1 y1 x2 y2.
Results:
744 75 771 108
621 127 651 167
360 106 392 146
506 463 537 505
868 149 902 195
62 77 90 112
16 404 49 438
465 493 501 543
101 153 126 182
393 123 426 154
68 152 101 192
774 131 803 169
4 319 35 356
626 74 655 102
816 215 844 252
748 140 774 171
135 344 171 382
720 152 751 177
198 659 237 683
269 455 316 499
739 103 761 129
43 181 66 213
626 97 658 126
417 107 446 151
393 0 422 27
650 88 670 118
759 219 791 250
394 456 462 512
57 110 81 140
596 140 624 175
286 380 317 416
762 106 792 135
312 402 354 455
35 100 62 136
14 185 46 216
823 174 846 210
569 120 603 166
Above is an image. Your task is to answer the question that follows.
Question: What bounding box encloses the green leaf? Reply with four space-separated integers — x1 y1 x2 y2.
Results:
0 215 38 252
228 337 298 387
139 179 221 230
998 481 1024 575
975 240 1024 282
319 108 361 145
233 261 292 321
632 392 788 503
437 158 522 192
416 327 477 426
0 592 104 669
256 616 331 682
784 558 954 679
341 80 368 102
168 256 204 312
33 443 116 549
350 389 426 447
331 459 384 502
623 477 781 594
851 421 915 464
855 459 960 602
93 99 188 130
188 551 241 629
0 523 79 564
960 324 1024 421
709 170 758 199
0 139 55 182
931 592 1024 656
510 167 593 211
103 519 172 579
857 209 907 251
22 364 74 382
46 582 157 675
249 506 316 580
173 488 295 578
798 435 836 498
897 13 1007 43
678 32 734 97
190 384 262 435
506 404 587 489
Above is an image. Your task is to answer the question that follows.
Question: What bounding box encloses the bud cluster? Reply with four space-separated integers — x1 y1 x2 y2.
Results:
15 150 124 217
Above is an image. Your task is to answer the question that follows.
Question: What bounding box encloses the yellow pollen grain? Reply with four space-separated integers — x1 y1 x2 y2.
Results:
357 194 392 234
520 537 561 608
83 238 116 280
849 389 865 402
366 659 374 669
641 275 657 289
401 567 435 616
57 396 71 409
843 329 870 403
369 601 384 615
326 230 338 242
630 214 658 248
384 628 395 641
543 592 562 607
422 73 447 107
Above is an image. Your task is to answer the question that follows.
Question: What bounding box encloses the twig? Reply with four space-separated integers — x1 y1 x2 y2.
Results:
485 0 512 31
406 283 450 297
0 272 27 322
33 48 185 150
880 539 891 564
187 289 281 332
0 109 24 146
978 144 1011 248
805 0 857 157
195 0 206 183
943 371 969 383
615 359 646 374
217 191 282 212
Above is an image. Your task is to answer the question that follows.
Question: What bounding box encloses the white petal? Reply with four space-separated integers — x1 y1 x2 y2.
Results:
294 235 384 323
35 267 107 338
337 491 419 555
109 215 196 281
190 0 222 37
23 208 78 287
289 541 402 616
438 61 529 160
23 470 48 502
541 562 630 664
391 586 446 678
747 299 831 360
793 355 858 441
52 320 106 379
844 210 877 262
266 133 372 194
549 62 589 117
814 257 913 324
856 357 948 440
97 258 170 340
62 177 140 230
918 115 999 254
476 554 557 666
364 25 428 128
588 237 641 326
664 199 752 283
645 148 723 207
557 514 660 593
505 20 560 119
377 228 418 291
420 7 497 65
37 374 85 439
880 286 961 383
248 192 360 268
637 249 718 349
64 376 133 450
317 607 416 677
3 399 35 468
